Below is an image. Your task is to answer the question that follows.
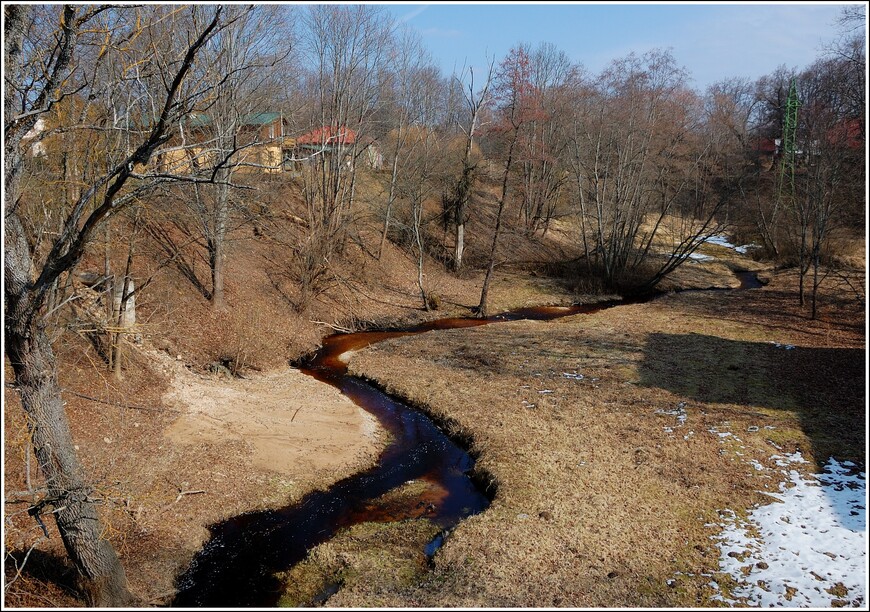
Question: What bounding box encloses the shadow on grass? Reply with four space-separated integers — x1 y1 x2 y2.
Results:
638 332 865 469
3 547 79 606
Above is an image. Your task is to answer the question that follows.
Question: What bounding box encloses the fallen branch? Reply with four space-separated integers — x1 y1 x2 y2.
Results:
310 320 354 334
174 489 206 504
4 488 48 503
62 388 182 414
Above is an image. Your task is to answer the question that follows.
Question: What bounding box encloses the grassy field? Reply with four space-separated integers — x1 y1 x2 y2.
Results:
296 267 866 607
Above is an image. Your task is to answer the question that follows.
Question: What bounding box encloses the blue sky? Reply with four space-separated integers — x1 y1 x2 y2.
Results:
384 2 862 90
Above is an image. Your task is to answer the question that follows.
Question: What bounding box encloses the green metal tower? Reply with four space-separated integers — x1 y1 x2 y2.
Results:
778 79 801 199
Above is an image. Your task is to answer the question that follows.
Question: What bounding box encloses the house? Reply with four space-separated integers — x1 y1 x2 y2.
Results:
237 112 290 173
285 126 382 172
826 117 864 150
157 111 290 174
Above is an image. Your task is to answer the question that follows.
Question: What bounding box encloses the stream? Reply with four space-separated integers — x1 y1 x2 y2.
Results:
172 271 762 607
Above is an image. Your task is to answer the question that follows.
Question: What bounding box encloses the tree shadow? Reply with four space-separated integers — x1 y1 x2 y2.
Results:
638 332 865 471
4 547 80 606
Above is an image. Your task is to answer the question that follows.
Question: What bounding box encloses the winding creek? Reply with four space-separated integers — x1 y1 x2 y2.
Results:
172 271 762 607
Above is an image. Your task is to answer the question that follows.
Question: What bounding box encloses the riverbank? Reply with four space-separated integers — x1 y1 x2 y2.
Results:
2 238 588 607
4 250 864 606
335 267 865 607
3 344 387 606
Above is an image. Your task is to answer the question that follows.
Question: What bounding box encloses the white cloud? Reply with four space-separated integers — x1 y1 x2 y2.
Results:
398 5 428 24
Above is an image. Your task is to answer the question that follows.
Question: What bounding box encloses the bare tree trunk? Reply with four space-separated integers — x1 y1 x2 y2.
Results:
5 216 134 607
210 176 229 309
451 62 493 272
811 251 820 319
455 223 465 272
113 213 139 379
210 235 226 309
378 136 402 260
478 128 519 318
3 6 223 604
104 224 114 370
413 195 429 311
798 224 808 306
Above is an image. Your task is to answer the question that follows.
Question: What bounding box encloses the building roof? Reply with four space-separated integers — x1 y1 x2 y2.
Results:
754 137 778 154
295 126 357 146
183 111 286 128
827 118 863 150
244 112 284 126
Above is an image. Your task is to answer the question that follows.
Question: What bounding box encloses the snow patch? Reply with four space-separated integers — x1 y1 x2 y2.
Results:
656 402 688 429
711 454 866 607
688 252 715 262
706 233 757 255
706 234 737 249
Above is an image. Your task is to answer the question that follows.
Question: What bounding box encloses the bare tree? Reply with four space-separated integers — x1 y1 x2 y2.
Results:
160 5 293 309
478 45 540 317
377 27 439 260
391 68 447 310
4 5 225 605
567 50 734 292
791 53 864 317
515 43 574 235
750 66 800 258
288 4 394 311
443 60 494 272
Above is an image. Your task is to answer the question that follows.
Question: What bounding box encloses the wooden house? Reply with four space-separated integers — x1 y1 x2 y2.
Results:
157 112 291 175
285 126 382 172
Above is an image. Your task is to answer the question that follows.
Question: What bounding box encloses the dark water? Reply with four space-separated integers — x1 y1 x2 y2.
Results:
735 270 765 290
172 274 760 607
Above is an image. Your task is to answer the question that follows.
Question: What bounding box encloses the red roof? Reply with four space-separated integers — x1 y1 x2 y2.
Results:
295 126 357 146
827 118 863 150
754 137 777 154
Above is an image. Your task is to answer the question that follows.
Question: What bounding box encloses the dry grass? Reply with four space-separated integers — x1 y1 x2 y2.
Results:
4 165 863 607
276 481 443 608
3 174 584 607
341 267 864 607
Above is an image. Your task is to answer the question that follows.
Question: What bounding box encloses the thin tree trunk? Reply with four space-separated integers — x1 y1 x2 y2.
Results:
454 132 477 272
210 180 228 309
378 139 402 260
455 223 465 272
413 196 428 311
104 224 114 369
211 237 225 309
113 228 137 379
478 128 519 318
811 251 820 320
798 225 807 307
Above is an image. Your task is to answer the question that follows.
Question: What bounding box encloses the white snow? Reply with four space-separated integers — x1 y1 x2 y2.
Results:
706 234 738 249
704 233 756 255
711 453 866 607
656 402 688 427
688 252 715 262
